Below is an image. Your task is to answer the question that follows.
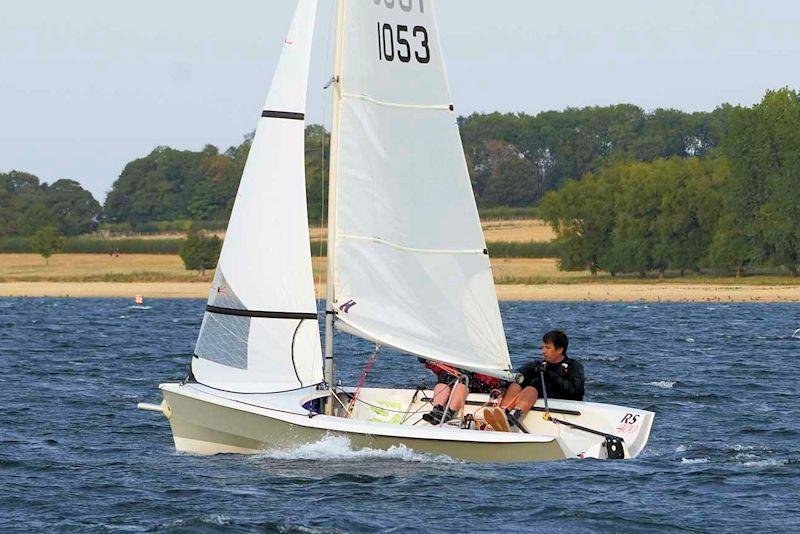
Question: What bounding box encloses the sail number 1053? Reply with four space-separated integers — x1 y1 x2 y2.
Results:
377 23 430 64
374 0 424 13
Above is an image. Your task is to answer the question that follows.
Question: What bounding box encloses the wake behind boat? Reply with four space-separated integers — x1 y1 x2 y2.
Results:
139 0 654 462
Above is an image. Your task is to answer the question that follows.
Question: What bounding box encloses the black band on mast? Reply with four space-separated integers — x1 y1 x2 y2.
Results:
261 110 305 120
206 305 317 320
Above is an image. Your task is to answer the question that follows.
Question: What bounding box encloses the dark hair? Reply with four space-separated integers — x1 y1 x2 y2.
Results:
543 330 568 355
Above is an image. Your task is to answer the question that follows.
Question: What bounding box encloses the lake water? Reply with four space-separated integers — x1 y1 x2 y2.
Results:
1 298 798 532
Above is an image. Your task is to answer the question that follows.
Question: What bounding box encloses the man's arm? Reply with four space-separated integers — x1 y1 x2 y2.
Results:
547 361 585 400
517 361 543 388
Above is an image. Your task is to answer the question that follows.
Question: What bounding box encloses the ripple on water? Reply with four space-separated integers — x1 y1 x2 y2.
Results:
646 380 676 389
2 298 800 532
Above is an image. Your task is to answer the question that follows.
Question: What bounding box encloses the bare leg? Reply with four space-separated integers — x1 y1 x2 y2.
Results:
515 386 538 417
500 383 522 409
501 384 538 417
431 381 468 412
432 383 451 407
448 381 468 411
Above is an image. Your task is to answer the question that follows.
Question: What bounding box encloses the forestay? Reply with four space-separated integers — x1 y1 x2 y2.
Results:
331 0 512 377
192 0 323 393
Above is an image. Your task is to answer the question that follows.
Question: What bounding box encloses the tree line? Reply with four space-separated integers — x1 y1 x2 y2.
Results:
459 103 732 207
102 104 732 227
2 89 796 279
103 124 331 228
0 171 101 237
540 89 800 276
3 100 735 237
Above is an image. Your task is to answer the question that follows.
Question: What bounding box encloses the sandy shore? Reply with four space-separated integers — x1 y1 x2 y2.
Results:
0 282 210 299
494 284 800 302
4 255 798 302
2 281 799 302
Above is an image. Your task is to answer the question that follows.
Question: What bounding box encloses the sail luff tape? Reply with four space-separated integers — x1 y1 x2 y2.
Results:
340 92 451 111
338 233 485 255
261 110 305 120
206 305 317 320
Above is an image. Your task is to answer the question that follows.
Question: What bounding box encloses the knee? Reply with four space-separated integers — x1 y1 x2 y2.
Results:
433 383 450 400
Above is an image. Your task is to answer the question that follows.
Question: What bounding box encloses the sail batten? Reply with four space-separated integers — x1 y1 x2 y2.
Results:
340 92 451 110
205 306 318 320
261 110 306 120
338 233 486 255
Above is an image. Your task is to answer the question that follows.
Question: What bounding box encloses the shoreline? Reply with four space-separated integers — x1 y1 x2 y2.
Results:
2 281 799 302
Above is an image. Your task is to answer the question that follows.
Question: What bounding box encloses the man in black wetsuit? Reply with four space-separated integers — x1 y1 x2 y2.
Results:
485 330 585 432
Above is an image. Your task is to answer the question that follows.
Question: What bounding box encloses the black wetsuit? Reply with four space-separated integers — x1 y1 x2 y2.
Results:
518 356 585 401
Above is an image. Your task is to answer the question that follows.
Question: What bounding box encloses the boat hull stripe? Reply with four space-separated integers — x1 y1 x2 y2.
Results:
206 305 317 320
261 110 305 120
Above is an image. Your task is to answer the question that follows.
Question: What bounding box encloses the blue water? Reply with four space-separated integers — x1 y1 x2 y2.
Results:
1 298 799 533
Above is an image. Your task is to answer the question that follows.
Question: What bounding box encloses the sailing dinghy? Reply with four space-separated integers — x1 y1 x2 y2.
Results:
139 0 654 462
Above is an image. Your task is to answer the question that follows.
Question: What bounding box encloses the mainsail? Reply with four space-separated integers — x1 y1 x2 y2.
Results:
192 0 322 393
329 1 512 377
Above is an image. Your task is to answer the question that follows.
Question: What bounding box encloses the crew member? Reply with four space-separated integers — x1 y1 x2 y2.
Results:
420 359 505 424
486 330 585 431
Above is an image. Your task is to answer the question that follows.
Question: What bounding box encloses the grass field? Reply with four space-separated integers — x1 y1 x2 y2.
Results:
0 220 555 256
5 219 798 301
0 254 209 283
91 231 226 241
311 219 556 243
2 253 798 301
481 219 556 242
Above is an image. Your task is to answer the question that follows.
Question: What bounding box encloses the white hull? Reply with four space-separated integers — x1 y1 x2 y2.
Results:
155 382 653 463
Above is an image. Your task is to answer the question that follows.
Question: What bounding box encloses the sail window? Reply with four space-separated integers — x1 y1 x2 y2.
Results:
195 312 250 370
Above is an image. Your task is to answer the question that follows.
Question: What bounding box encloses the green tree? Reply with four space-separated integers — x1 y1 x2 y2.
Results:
722 88 800 275
1 171 45 236
541 157 727 277
304 124 329 225
707 213 752 276
606 163 662 277
16 201 56 236
459 103 734 207
539 171 617 274
652 158 724 276
102 127 330 228
481 141 544 207
43 179 102 235
0 171 101 237
104 146 206 224
30 226 65 264
179 232 222 275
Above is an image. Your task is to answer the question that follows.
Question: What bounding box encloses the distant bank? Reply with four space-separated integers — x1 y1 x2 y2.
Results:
2 281 799 303
2 252 799 302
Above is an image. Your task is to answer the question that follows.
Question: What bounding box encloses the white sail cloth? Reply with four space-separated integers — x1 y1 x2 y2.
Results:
192 0 322 393
331 1 511 377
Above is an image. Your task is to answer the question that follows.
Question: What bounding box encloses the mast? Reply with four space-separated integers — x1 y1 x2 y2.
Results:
323 0 345 406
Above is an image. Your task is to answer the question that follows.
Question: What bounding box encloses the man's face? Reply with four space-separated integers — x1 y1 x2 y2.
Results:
541 341 564 364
